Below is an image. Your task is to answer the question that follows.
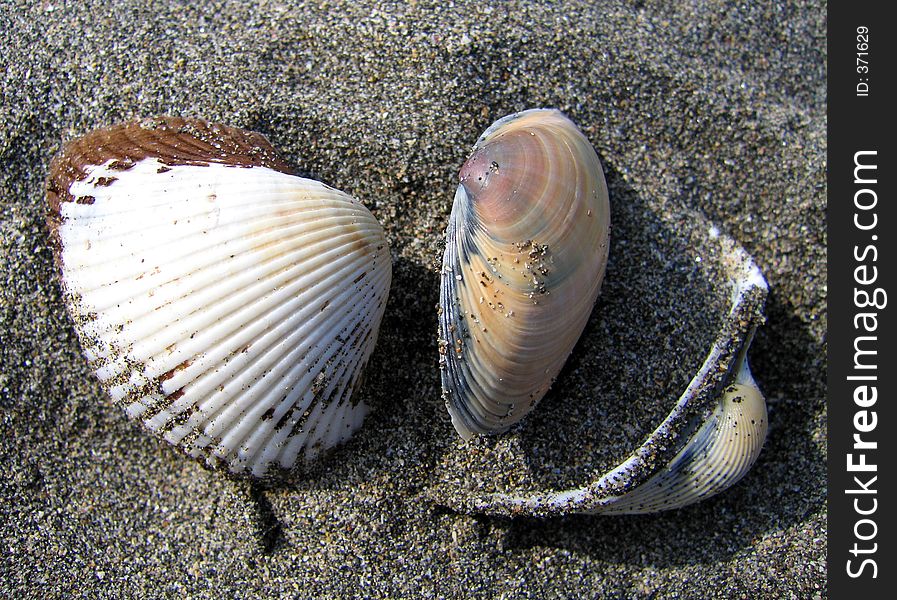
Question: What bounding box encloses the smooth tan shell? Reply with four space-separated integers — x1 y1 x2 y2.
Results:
47 118 391 476
439 109 610 438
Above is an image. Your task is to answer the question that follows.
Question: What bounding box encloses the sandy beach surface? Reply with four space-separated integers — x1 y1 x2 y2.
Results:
1 1 826 597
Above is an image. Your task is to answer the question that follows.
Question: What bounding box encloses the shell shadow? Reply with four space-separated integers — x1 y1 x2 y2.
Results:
514 160 726 485
248 481 286 554
252 253 448 493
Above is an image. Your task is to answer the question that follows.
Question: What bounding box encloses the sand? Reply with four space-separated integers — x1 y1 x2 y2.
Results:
1 1 826 597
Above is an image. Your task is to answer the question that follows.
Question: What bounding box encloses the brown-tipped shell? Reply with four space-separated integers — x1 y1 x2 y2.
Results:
439 109 610 438
47 117 391 476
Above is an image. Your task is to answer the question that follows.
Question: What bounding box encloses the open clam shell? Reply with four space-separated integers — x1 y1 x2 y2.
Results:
429 135 768 514
439 109 610 438
46 117 391 477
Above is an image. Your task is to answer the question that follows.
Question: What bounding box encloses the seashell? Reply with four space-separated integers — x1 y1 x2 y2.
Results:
428 228 769 516
592 356 768 514
439 109 610 438
46 117 391 477
483 249 769 515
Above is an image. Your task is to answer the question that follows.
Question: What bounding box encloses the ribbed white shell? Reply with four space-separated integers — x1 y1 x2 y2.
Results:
57 158 391 476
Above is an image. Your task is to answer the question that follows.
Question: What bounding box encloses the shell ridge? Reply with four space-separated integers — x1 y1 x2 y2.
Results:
153 252 385 432
212 273 385 467
281 298 384 467
73 232 377 402
593 361 768 514
57 163 379 293
126 224 384 354
217 249 388 463
47 118 291 218
143 266 382 474
62 207 380 283
87 220 385 373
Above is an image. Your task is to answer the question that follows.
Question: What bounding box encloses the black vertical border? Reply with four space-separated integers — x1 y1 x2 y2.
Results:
828 3 896 596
